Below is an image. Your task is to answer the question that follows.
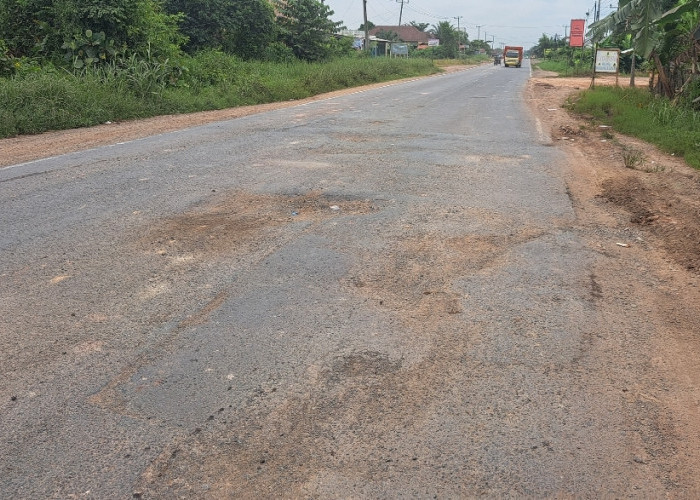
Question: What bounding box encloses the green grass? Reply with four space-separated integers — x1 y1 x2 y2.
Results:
0 72 148 137
433 54 490 67
569 86 700 169
535 58 593 77
0 54 439 137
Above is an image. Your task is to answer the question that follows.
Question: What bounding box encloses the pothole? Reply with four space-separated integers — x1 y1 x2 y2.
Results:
140 190 378 258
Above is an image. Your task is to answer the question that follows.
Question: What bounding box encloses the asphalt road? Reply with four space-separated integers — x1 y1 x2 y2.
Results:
0 60 674 497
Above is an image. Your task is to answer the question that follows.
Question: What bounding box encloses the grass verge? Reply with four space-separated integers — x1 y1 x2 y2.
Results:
569 86 700 169
433 55 490 67
0 55 440 138
535 59 593 77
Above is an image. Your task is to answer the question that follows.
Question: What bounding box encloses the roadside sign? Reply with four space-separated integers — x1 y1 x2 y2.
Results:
391 43 409 56
595 49 620 73
570 19 585 47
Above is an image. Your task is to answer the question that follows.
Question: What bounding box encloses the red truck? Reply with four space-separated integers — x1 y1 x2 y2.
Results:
503 46 523 68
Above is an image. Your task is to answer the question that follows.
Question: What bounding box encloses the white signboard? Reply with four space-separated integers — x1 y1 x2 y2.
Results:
391 43 409 56
595 49 620 74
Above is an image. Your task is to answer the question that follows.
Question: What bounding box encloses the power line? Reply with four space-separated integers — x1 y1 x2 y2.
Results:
401 4 449 21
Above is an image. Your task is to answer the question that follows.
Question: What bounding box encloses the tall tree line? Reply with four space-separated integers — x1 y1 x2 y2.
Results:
0 0 345 65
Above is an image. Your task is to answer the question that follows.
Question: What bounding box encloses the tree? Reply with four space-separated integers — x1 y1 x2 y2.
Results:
275 0 344 61
165 0 275 59
359 21 375 31
409 21 429 32
468 39 491 53
429 21 458 58
376 30 400 41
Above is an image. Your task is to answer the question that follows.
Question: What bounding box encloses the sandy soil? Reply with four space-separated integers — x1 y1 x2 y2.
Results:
527 68 700 494
529 69 700 274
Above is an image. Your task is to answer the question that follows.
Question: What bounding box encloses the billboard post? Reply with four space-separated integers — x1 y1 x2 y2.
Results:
569 19 585 76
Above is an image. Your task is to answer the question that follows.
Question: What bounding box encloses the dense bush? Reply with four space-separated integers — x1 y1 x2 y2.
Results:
164 0 275 59
0 0 184 61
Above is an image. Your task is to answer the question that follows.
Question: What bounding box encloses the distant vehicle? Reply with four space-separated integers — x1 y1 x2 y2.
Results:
503 46 523 68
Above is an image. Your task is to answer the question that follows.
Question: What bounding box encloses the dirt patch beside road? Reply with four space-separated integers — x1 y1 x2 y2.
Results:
528 70 700 274
527 68 700 493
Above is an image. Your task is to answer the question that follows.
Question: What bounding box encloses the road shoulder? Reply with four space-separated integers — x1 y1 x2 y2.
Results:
527 72 700 493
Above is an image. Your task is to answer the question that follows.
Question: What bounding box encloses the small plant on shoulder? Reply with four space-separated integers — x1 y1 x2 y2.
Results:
649 99 674 126
641 163 666 174
621 146 646 169
601 129 614 140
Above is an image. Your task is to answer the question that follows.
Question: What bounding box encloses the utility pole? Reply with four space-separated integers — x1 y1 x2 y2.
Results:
363 0 370 53
591 0 602 87
484 33 495 52
476 25 483 42
397 0 408 26
454 16 462 55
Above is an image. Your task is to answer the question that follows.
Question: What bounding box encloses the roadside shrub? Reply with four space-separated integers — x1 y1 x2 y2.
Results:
411 46 449 59
0 39 44 76
61 30 118 70
1 39 13 75
263 42 296 64
0 0 184 61
179 49 243 88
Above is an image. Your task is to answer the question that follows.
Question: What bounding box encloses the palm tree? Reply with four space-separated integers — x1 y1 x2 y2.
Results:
429 21 458 58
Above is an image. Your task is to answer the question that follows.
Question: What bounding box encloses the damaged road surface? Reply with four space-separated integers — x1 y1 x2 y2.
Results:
2 61 700 497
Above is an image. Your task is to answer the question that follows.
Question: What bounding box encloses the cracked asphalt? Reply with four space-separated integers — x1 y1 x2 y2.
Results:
2 61 700 497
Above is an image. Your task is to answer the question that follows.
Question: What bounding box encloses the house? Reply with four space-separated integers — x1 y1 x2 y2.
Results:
368 26 437 49
337 30 393 56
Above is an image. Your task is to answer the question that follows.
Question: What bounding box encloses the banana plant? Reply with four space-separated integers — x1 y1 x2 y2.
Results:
655 0 700 27
588 0 666 59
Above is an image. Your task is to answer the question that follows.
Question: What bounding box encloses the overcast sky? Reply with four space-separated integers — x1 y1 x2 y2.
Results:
326 0 618 48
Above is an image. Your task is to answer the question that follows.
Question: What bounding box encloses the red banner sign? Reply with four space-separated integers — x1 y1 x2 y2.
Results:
570 19 585 47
